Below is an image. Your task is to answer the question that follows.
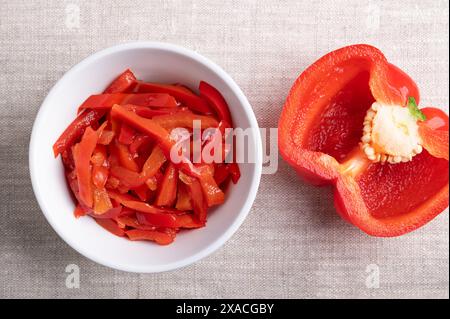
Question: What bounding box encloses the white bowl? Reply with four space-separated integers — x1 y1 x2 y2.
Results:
29 42 262 273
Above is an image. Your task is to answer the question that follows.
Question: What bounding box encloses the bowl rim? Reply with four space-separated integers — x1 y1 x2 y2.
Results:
29 41 263 273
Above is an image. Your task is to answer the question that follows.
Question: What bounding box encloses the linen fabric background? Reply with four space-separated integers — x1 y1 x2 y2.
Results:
0 0 448 299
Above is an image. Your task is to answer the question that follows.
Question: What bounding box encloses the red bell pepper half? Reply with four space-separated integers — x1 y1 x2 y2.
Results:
279 44 449 237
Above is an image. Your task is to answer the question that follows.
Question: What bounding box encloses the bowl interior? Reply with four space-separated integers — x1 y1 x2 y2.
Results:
30 43 261 272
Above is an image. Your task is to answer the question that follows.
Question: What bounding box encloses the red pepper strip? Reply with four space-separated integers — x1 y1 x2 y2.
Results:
122 104 180 118
90 145 113 214
92 165 109 189
126 229 175 245
53 109 104 157
175 214 205 228
118 124 136 145
173 83 195 94
74 204 87 218
103 69 137 94
108 190 191 228
62 149 75 171
134 81 211 114
155 163 178 207
105 176 120 189
152 111 219 130
214 164 230 186
197 165 225 207
279 44 449 236
91 146 109 188
116 215 156 230
92 187 113 214
140 146 166 179
132 184 152 202
228 163 241 184
98 130 115 145
110 165 145 188
114 140 139 172
175 183 193 211
146 175 158 191
79 93 178 111
199 81 233 124
206 120 240 184
66 170 83 203
129 135 151 154
136 211 203 229
179 172 208 223
90 205 122 219
72 126 98 208
94 218 126 237
110 105 202 178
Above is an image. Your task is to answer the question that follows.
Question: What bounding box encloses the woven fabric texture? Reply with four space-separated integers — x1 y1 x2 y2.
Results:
0 0 448 298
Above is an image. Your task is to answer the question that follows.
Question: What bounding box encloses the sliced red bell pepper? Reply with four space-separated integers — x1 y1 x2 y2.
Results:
98 129 115 145
145 176 158 191
152 111 219 130
110 165 145 188
95 218 126 237
92 188 113 214
116 214 156 230
126 229 175 245
118 124 136 145
214 164 230 186
134 81 211 114
73 204 87 218
140 145 166 179
129 135 152 155
103 69 137 94
197 165 225 207
108 190 195 228
175 183 193 211
92 164 109 189
227 163 241 184
105 176 120 189
155 163 178 207
56 69 239 246
114 140 139 172
179 172 208 223
136 211 203 229
79 93 178 111
121 104 179 118
131 184 152 202
279 44 449 237
72 126 98 208
110 104 202 178
199 81 232 124
90 204 122 219
53 109 104 157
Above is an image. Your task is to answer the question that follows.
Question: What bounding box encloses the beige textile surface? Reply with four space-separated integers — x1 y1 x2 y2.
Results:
0 0 448 298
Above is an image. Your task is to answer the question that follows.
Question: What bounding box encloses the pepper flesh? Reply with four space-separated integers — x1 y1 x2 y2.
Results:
103 69 137 94
279 44 449 237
